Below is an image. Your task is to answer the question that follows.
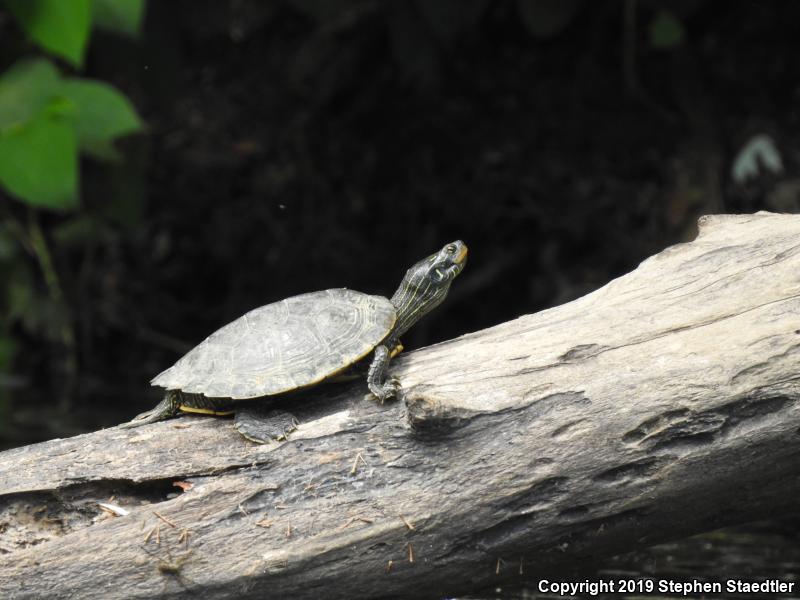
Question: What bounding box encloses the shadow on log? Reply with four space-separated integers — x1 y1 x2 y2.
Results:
479 515 800 598
1 212 800 599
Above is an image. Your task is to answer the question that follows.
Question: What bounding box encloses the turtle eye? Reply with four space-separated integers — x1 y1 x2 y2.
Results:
445 244 456 254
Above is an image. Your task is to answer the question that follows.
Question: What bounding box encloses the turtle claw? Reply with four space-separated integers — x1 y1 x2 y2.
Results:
279 416 301 441
371 377 401 404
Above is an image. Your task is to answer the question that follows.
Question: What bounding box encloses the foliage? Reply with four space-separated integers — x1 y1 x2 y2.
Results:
0 0 145 411
6 0 92 67
649 9 685 49
6 0 145 66
0 14 144 207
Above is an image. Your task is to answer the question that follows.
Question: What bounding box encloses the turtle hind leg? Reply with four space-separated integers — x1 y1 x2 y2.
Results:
234 405 298 444
121 390 182 428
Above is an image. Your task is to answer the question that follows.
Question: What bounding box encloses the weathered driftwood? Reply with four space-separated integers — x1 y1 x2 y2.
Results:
1 212 800 600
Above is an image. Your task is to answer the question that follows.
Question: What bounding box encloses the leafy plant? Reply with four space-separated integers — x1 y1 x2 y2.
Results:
0 58 142 208
0 0 146 411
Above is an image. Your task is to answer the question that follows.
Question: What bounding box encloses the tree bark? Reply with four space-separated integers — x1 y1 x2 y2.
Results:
1 212 799 600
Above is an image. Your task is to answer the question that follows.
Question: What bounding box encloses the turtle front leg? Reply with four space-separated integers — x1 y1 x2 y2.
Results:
367 344 401 403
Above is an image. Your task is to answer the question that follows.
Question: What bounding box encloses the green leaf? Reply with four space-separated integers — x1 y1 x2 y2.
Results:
58 79 143 161
7 0 92 67
0 58 61 131
0 113 78 209
92 0 145 38
650 10 685 49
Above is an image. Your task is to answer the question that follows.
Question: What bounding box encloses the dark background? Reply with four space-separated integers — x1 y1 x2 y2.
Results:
2 0 798 451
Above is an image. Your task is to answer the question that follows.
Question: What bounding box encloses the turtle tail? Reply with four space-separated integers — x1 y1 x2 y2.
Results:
121 390 182 428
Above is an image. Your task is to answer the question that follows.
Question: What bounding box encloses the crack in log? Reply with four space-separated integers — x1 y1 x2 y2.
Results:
623 409 692 444
0 479 179 554
404 390 482 435
601 293 800 358
521 391 590 417
557 501 616 521
550 419 587 439
407 390 589 442
623 394 795 453
730 343 800 384
0 458 280 556
593 457 674 485
557 344 608 362
504 477 570 514
664 243 800 299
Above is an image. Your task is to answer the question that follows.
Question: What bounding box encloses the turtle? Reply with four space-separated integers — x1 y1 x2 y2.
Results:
122 240 467 443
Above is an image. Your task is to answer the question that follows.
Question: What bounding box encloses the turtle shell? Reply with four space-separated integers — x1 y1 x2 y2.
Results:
151 288 396 399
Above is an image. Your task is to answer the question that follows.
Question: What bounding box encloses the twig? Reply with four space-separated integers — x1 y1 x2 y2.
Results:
143 526 158 544
178 528 191 548
338 516 374 530
153 511 177 528
495 558 504 575
256 518 273 528
350 452 368 475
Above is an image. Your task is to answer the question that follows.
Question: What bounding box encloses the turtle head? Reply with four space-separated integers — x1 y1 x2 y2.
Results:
390 241 468 337
428 240 468 281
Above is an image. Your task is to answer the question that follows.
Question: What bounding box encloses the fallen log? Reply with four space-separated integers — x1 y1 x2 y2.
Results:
1 212 799 600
